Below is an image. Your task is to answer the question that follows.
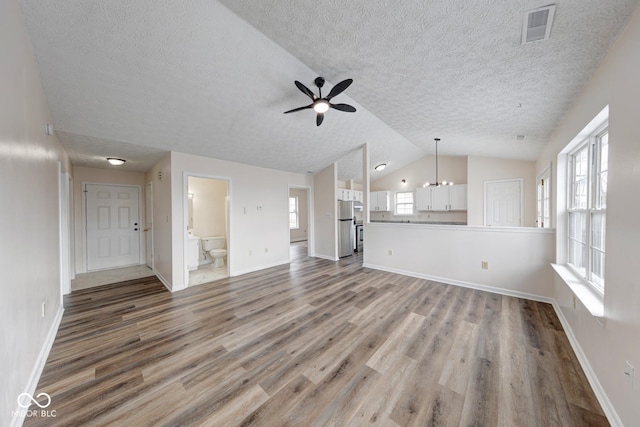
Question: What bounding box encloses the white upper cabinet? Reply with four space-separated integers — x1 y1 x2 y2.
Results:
415 184 467 211
415 187 431 211
337 188 363 202
430 186 450 211
449 184 467 210
370 191 390 211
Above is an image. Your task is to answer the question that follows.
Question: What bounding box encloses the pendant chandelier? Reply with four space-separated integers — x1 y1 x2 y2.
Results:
423 138 453 187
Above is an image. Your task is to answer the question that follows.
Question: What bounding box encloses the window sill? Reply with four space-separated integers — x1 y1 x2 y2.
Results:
551 264 604 319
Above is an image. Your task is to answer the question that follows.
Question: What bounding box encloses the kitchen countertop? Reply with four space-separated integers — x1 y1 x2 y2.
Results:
370 220 467 225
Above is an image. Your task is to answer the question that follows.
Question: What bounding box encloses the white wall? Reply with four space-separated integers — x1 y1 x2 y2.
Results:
289 187 308 242
313 163 337 260
72 166 146 274
536 5 640 425
364 224 554 299
467 156 537 227
0 0 71 425
167 152 312 291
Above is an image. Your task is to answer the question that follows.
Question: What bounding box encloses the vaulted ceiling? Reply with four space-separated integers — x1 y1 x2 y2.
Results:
19 0 639 180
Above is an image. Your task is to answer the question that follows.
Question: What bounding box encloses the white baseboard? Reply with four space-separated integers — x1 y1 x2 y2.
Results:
363 263 553 304
153 269 173 292
551 301 622 427
10 305 64 427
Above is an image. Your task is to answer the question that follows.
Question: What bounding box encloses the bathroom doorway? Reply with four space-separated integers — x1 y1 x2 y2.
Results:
184 175 230 286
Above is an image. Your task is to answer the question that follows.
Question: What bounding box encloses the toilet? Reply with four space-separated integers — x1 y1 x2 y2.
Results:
201 236 227 268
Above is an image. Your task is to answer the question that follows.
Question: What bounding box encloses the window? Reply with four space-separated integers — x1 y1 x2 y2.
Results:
536 167 551 228
568 127 608 292
289 197 298 229
395 191 414 215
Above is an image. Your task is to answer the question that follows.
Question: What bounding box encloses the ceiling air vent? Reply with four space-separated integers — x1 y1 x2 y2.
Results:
522 5 556 44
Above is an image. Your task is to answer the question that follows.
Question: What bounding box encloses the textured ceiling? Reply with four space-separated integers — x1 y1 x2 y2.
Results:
19 0 638 181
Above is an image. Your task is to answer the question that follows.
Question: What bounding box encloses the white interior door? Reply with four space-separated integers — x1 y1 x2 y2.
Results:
86 184 140 271
484 179 522 227
145 182 153 268
59 167 71 296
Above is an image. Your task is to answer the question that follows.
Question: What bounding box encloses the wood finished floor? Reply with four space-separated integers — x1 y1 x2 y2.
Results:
26 245 608 426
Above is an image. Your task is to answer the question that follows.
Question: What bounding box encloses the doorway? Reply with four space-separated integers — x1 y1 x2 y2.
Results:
289 186 311 260
84 183 141 271
484 179 523 227
59 164 72 298
185 175 230 286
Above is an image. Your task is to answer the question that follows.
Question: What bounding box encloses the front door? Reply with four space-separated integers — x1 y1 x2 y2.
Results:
85 184 140 271
484 179 522 227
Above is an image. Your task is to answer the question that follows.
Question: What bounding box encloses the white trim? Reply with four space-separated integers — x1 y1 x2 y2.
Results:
154 269 173 292
9 305 64 427
483 178 524 227
145 182 154 270
551 301 622 427
362 262 553 303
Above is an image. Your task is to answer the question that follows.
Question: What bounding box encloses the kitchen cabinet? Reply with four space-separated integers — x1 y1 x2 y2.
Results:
415 184 467 211
337 188 363 203
370 191 390 211
449 184 467 210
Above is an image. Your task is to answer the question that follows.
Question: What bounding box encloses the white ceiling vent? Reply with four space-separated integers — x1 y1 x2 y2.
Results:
522 5 556 44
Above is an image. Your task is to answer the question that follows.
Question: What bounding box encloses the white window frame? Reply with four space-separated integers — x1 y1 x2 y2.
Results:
536 165 551 228
289 196 299 229
395 191 414 216
567 124 608 293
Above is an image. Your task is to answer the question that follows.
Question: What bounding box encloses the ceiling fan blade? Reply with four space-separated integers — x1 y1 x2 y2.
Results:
294 81 317 100
316 113 324 126
283 104 313 114
330 103 356 113
325 78 353 100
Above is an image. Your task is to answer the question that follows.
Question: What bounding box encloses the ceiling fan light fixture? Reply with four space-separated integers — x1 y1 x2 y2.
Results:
107 157 126 166
313 100 330 113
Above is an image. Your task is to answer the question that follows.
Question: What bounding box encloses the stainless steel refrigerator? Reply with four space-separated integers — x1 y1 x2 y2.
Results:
338 200 354 258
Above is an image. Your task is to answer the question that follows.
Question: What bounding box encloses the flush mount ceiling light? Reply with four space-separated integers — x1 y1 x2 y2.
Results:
107 157 126 166
374 163 387 171
423 138 453 188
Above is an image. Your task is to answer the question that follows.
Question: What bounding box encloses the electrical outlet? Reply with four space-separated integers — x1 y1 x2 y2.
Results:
625 361 635 388
249 250 252 256
41 301 46 318
388 249 393 256
264 248 268 253
481 261 489 269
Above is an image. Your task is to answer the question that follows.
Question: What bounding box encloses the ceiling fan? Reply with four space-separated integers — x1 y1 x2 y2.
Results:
284 77 356 126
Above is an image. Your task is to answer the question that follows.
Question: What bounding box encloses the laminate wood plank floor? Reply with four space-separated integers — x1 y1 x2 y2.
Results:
25 248 608 426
